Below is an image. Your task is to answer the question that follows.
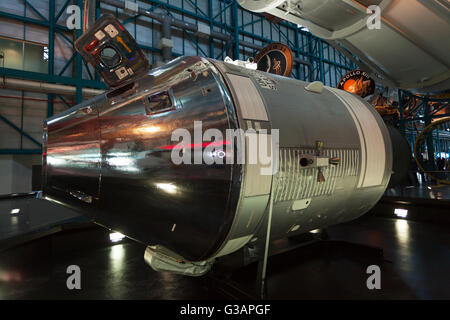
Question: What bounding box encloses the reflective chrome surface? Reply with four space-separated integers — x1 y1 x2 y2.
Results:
43 57 241 261
44 56 395 264
44 94 105 217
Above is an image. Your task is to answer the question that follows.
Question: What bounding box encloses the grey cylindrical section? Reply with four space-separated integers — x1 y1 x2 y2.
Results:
260 76 391 239
386 125 411 188
210 60 392 250
161 15 172 62
0 77 104 96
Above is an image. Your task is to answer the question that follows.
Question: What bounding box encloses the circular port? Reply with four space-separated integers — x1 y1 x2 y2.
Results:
300 157 309 167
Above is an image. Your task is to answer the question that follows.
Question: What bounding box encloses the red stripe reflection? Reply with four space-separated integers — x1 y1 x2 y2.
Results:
161 140 231 150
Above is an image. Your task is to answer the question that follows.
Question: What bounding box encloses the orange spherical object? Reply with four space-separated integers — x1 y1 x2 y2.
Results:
343 79 357 93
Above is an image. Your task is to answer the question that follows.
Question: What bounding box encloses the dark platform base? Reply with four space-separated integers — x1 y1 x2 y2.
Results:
0 215 449 299
207 238 388 300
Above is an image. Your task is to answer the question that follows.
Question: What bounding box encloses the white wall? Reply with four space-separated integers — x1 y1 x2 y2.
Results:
0 154 41 195
0 155 13 195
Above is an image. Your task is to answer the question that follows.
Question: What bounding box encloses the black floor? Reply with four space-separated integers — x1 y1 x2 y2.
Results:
386 182 450 200
1 215 449 300
326 217 450 299
0 194 87 250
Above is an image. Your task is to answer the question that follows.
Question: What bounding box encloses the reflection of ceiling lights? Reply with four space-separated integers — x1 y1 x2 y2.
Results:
156 183 177 194
137 126 160 134
107 157 134 167
395 219 409 244
109 232 126 243
10 208 20 215
394 208 408 218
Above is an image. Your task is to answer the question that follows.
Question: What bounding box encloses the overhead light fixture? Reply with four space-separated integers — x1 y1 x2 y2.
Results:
10 208 20 215
109 232 126 243
394 208 408 218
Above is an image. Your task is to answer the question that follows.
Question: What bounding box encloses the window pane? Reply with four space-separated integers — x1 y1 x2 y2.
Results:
99 46 121 68
0 37 23 70
147 91 172 114
24 43 48 73
0 38 49 73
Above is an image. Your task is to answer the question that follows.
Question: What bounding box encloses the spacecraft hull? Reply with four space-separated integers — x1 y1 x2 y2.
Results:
210 60 392 257
44 57 241 261
43 56 392 262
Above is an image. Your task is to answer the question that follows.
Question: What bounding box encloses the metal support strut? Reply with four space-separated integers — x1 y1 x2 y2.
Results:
258 174 277 299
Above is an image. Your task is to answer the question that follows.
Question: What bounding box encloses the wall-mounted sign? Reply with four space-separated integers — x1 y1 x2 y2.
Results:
337 69 375 98
255 42 293 77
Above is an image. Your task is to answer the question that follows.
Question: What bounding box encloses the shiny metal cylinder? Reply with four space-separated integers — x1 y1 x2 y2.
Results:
43 56 392 262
